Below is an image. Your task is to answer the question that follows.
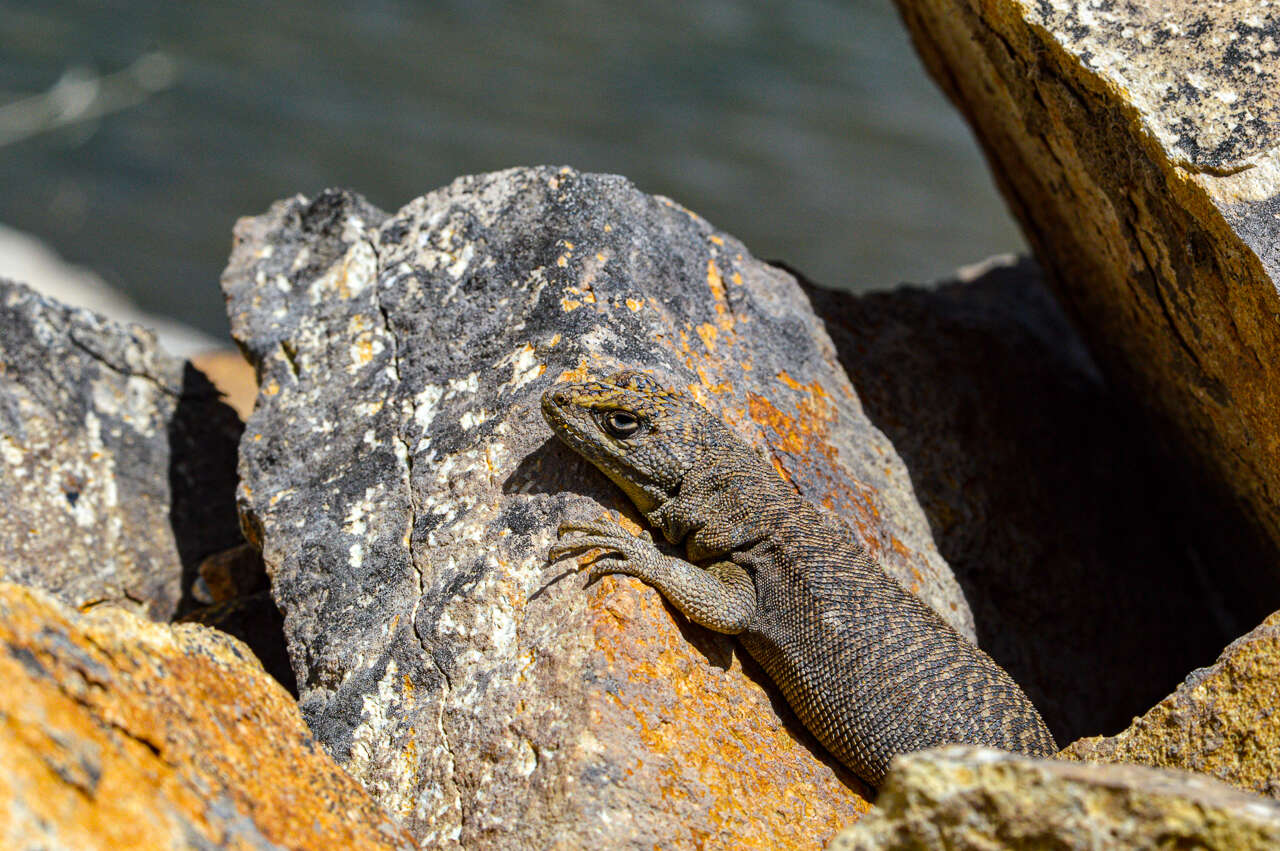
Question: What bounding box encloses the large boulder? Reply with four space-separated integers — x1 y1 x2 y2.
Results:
829 746 1280 850
805 255 1265 743
0 281 244 619
1063 609 1280 798
0 580 416 850
224 168 976 847
891 0 1280 571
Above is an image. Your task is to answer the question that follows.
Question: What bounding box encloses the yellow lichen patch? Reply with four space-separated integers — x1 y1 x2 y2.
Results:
625 298 645 312
586 575 870 849
694 366 732 396
556 255 569 268
546 333 562 348
707 259 727 303
731 272 743 286
705 259 739 333
560 285 596 313
555 360 596 383
354 336 375 366
708 235 724 246
696 322 719 353
745 392 822 457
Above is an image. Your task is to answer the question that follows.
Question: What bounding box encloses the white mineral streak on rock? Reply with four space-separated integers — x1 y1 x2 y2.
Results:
89 376 122 419
347 658 454 833
121 375 163 434
309 237 377 306
352 400 383 419
458 409 489 430
0 433 23 468
448 373 479 394
447 242 474 280
498 343 542 394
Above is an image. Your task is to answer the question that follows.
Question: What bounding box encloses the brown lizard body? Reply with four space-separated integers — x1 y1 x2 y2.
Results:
542 370 1056 785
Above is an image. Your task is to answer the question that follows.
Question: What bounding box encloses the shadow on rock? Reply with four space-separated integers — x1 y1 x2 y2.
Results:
800 256 1280 743
168 362 247 616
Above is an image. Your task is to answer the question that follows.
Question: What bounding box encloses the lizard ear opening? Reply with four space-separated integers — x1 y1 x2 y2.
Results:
608 370 664 393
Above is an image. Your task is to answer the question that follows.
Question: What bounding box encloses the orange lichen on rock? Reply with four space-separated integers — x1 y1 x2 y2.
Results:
555 359 597 383
586 574 870 849
0 581 416 851
746 380 888 562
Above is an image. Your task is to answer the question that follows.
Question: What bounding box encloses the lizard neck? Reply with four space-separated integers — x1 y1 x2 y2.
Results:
647 446 796 562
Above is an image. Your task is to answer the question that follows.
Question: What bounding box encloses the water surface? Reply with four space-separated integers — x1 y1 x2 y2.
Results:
0 0 1024 338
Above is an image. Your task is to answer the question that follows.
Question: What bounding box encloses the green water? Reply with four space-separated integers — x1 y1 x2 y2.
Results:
0 0 1023 338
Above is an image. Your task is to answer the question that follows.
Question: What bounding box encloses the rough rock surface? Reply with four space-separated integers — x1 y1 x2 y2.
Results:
220 167 985 847
891 0 1280 568
1063 609 1280 799
0 280 243 619
829 746 1280 850
0 580 416 850
806 255 1258 743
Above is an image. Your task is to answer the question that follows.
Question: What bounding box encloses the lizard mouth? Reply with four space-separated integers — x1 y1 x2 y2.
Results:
540 387 595 457
540 388 576 435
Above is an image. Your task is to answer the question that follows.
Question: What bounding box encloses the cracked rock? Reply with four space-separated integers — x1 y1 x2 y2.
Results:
0 280 243 620
0 580 417 850
221 167 986 848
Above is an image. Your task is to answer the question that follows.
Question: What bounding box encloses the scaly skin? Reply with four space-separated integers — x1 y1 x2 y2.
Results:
542 370 1056 786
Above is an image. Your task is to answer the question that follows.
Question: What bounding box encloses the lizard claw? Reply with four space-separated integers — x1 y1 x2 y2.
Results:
548 534 624 562
548 514 663 576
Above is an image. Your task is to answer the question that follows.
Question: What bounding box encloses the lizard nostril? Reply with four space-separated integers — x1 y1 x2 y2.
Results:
553 390 570 407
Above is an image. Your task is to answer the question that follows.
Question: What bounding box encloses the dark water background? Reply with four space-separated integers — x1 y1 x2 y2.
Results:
0 0 1023 339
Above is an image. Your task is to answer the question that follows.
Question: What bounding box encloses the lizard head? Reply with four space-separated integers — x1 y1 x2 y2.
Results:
541 370 709 516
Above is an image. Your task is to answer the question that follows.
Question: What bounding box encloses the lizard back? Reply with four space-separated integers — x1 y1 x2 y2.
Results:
736 493 1057 783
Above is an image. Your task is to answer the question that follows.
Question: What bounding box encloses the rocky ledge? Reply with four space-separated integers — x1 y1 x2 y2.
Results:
3 160 1279 848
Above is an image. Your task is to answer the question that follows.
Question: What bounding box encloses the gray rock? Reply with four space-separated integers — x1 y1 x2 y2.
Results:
221 167 971 847
829 746 1280 850
0 280 243 620
892 0 1280 577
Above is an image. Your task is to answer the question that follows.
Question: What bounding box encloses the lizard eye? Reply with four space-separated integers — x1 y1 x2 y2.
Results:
602 411 643 438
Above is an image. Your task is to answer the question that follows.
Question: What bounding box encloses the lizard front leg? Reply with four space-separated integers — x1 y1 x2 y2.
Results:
550 516 757 634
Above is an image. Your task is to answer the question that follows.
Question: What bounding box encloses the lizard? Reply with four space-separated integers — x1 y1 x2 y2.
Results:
542 370 1057 786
